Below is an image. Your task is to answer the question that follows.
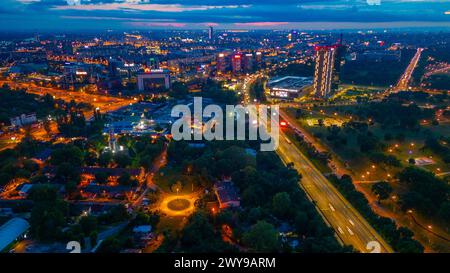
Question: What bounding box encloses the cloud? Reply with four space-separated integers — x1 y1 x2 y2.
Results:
204 22 219 26
234 21 289 27
1 0 450 30
60 15 176 21
126 21 187 27
298 4 353 10
17 0 42 3
367 0 381 5
51 3 250 12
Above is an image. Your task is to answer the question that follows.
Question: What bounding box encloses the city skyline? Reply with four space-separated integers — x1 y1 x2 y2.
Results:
0 0 449 259
1 0 450 31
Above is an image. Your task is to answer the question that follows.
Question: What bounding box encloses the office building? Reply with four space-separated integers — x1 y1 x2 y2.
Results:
231 53 242 74
216 53 227 74
137 69 171 92
208 26 214 41
10 113 37 127
268 76 313 100
243 53 254 72
313 45 337 98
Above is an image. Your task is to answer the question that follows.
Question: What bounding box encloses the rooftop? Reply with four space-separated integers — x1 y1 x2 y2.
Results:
132 225 152 234
268 76 313 93
214 180 240 204
0 217 30 252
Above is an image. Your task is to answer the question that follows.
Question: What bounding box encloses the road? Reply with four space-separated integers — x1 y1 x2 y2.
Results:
274 76 448 252
241 76 393 252
0 121 58 152
131 143 167 208
0 80 134 151
393 48 424 92
274 118 392 252
0 80 135 120
423 63 450 78
279 109 351 178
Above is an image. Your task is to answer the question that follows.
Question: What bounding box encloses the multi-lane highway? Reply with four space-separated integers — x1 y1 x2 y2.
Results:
243 75 393 252
276 129 393 253
0 80 135 151
393 48 424 92
0 80 135 120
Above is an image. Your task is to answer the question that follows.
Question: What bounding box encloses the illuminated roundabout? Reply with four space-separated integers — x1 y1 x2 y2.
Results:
160 194 198 217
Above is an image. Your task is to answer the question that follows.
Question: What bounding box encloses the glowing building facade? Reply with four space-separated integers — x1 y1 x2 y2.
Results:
208 26 214 41
231 53 242 74
137 69 171 92
313 45 337 98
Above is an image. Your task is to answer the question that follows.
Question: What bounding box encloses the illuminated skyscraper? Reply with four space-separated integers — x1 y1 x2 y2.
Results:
231 53 242 74
255 51 262 68
216 53 227 73
243 53 254 72
208 26 214 41
313 45 337 98
137 69 171 92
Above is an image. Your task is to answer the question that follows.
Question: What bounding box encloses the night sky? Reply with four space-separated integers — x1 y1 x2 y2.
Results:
1 0 450 30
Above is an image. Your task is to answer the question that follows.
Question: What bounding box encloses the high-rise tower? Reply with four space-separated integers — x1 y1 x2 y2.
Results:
231 53 243 74
208 26 214 41
313 45 336 98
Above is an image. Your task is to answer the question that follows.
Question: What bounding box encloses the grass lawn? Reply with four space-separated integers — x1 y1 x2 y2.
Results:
153 166 202 195
156 215 188 235
285 105 449 181
331 85 385 102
